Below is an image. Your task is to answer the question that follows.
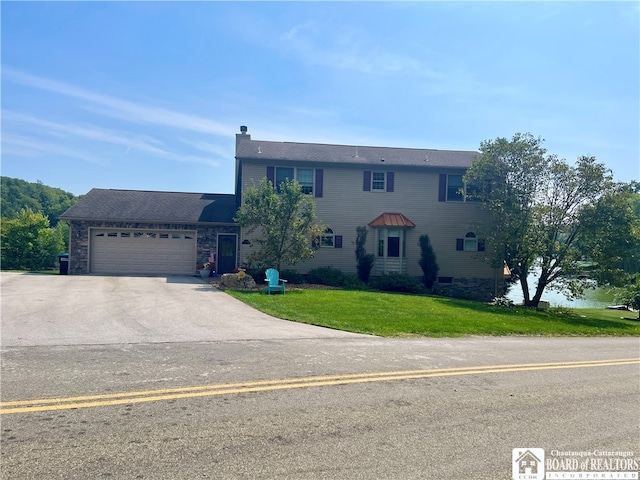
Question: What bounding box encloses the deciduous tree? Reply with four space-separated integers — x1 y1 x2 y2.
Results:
1 208 64 270
579 182 640 285
614 278 640 320
234 178 325 270
464 133 618 307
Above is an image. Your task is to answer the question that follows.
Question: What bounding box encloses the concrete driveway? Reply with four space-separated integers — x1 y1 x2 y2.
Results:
0 273 361 346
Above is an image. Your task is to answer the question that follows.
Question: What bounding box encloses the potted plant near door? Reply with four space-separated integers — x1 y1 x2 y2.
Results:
196 261 212 278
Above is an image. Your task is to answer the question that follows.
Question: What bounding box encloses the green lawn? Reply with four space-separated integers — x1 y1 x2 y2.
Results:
225 288 640 337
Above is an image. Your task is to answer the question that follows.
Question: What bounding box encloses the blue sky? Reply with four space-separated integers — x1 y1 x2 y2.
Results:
2 2 638 196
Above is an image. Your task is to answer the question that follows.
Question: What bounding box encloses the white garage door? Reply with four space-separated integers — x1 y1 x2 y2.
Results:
90 229 196 275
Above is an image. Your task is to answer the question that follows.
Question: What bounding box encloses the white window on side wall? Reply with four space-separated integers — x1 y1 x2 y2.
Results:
456 232 485 252
320 227 335 247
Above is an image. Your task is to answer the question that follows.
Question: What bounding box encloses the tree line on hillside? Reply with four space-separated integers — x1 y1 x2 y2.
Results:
1 177 77 271
1 177 77 226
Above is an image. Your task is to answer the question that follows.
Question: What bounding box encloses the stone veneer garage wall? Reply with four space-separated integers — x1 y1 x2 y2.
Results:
67 220 240 275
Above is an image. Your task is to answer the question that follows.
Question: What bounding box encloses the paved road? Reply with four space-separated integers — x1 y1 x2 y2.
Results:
1 274 639 479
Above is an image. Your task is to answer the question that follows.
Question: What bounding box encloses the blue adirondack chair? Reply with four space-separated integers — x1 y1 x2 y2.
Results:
265 268 287 294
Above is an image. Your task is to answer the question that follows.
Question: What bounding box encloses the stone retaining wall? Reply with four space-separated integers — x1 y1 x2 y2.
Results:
433 277 504 302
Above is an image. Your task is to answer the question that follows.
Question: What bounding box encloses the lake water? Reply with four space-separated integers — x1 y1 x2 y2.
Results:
505 270 617 308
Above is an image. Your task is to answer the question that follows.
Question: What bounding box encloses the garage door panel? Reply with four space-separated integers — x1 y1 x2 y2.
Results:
91 229 196 275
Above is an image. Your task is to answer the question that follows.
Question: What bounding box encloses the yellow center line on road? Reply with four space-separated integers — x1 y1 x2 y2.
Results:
1 358 638 415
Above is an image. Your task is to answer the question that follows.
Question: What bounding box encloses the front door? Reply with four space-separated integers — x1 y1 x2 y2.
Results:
217 234 237 274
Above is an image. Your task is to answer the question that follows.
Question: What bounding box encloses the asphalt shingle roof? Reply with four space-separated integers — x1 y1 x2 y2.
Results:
236 136 478 169
60 189 237 224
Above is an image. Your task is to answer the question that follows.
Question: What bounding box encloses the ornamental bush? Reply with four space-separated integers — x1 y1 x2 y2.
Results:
369 273 422 294
279 269 305 284
246 268 264 284
306 266 346 287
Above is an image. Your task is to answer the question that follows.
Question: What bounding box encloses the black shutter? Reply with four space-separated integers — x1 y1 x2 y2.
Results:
456 238 464 251
386 172 394 192
363 171 371 191
478 239 486 252
315 169 323 198
334 235 342 248
439 174 447 202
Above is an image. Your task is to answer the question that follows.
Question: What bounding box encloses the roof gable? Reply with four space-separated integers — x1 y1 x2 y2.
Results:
60 189 236 224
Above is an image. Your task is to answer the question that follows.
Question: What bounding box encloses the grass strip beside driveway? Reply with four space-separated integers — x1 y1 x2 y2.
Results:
226 289 640 337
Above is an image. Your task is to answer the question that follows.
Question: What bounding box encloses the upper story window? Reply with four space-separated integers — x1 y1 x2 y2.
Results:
372 172 385 191
442 174 481 202
275 167 294 192
447 175 465 202
297 168 314 195
363 171 395 192
273 166 314 195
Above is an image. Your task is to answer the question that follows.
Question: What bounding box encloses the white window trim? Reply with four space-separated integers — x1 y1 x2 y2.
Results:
371 171 386 191
447 174 480 203
320 227 334 248
463 232 478 251
275 166 315 195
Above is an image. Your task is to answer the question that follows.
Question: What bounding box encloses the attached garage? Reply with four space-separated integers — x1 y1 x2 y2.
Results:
60 189 239 276
90 229 197 275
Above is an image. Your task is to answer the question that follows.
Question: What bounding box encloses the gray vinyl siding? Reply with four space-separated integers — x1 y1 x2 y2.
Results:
238 160 495 280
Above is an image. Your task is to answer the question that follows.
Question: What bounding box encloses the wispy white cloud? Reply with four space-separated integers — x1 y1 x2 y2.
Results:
1 72 224 168
3 110 169 156
3 112 221 169
275 21 522 102
2 67 236 136
279 22 442 79
281 21 315 42
2 134 110 166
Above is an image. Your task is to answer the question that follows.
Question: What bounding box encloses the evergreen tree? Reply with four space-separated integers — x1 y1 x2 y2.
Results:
418 234 439 289
355 226 375 282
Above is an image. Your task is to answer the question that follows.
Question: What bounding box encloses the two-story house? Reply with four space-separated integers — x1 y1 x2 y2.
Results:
60 125 504 300
235 126 503 300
